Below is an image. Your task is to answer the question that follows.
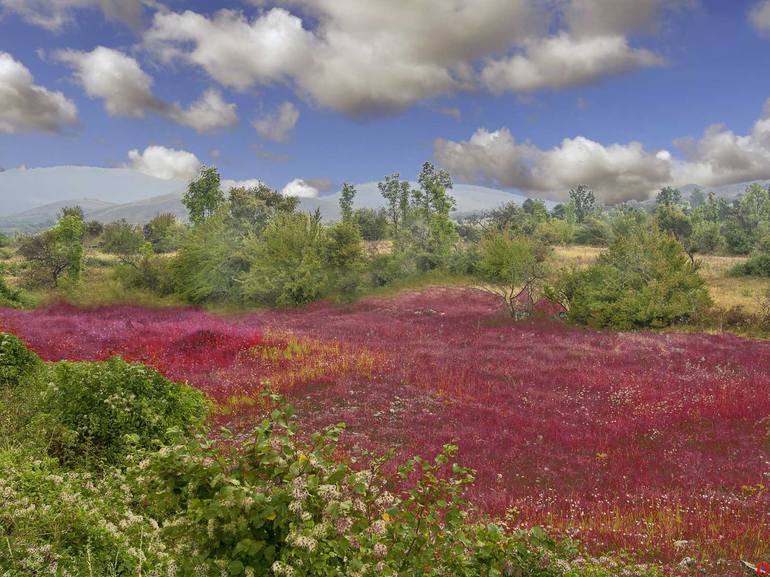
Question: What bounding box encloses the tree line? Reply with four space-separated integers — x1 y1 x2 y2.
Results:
9 164 770 329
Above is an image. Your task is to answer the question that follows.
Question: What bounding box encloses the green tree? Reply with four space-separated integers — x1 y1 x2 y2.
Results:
227 184 298 234
353 207 388 241
339 182 357 223
568 184 596 223
656 186 683 208
378 173 411 234
19 211 84 288
478 232 551 317
656 204 695 260
143 213 183 253
102 219 146 266
171 210 247 304
183 166 224 225
241 212 327 306
689 187 706 208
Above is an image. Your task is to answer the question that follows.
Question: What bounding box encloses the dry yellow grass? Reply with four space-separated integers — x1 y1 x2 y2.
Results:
553 245 770 313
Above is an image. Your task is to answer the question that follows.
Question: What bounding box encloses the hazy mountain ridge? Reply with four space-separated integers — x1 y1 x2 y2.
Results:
2 166 768 234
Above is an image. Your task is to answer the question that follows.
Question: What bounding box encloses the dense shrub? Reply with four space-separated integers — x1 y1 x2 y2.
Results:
0 332 664 577
0 333 39 388
730 252 770 277
241 212 328 307
43 356 207 465
0 273 27 309
130 401 655 577
0 447 174 576
561 226 711 329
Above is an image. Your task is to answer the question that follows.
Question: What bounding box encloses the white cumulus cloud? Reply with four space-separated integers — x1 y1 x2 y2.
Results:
170 89 238 133
142 1 676 115
57 46 164 117
127 145 201 181
481 33 663 93
435 100 770 204
281 178 319 198
252 101 299 142
0 51 78 134
57 46 238 131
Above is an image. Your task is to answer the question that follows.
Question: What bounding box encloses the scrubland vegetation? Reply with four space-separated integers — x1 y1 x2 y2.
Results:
2 165 770 576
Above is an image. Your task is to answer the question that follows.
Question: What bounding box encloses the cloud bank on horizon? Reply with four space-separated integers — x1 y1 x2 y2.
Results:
2 0 770 204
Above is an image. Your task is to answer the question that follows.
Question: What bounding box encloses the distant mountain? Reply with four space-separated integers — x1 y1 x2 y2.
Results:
88 193 187 224
0 198 117 234
0 166 184 216
0 171 550 233
78 181 543 225
680 180 770 201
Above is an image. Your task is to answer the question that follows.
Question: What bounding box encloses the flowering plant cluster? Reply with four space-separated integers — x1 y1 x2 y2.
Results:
0 332 659 577
2 288 769 573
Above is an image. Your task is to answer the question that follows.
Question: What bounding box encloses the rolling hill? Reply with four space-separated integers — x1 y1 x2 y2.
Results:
0 166 184 216
0 166 552 233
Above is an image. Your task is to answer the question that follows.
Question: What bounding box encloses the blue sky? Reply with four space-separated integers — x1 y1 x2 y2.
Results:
1 0 770 203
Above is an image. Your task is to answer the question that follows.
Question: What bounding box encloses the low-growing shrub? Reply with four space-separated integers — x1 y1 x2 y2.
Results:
0 447 175 576
0 274 27 309
730 252 770 277
43 356 207 465
0 333 39 388
130 400 659 577
561 226 711 329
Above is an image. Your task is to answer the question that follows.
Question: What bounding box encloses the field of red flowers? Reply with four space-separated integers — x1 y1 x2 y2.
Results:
2 288 769 575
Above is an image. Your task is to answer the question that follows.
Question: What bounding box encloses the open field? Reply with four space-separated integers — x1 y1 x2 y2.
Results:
2 288 768 576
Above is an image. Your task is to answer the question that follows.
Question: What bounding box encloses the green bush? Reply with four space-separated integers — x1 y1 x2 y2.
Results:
561 226 711 329
128 400 659 577
730 252 770 277
241 212 328 307
43 357 207 465
0 333 39 388
0 447 175 576
0 274 28 309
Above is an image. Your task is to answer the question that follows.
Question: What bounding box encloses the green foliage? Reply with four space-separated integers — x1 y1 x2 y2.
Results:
242 212 328 307
0 272 27 309
378 173 412 235
691 220 724 254
42 357 206 466
655 186 683 207
655 204 694 258
561 226 711 329
18 211 85 288
102 219 145 264
172 210 249 303
228 184 299 234
339 182 357 223
0 333 39 388
143 212 184 253
322 221 365 298
353 207 389 241
184 166 225 225
0 447 174 576
730 252 770 277
568 185 596 223
478 232 550 317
